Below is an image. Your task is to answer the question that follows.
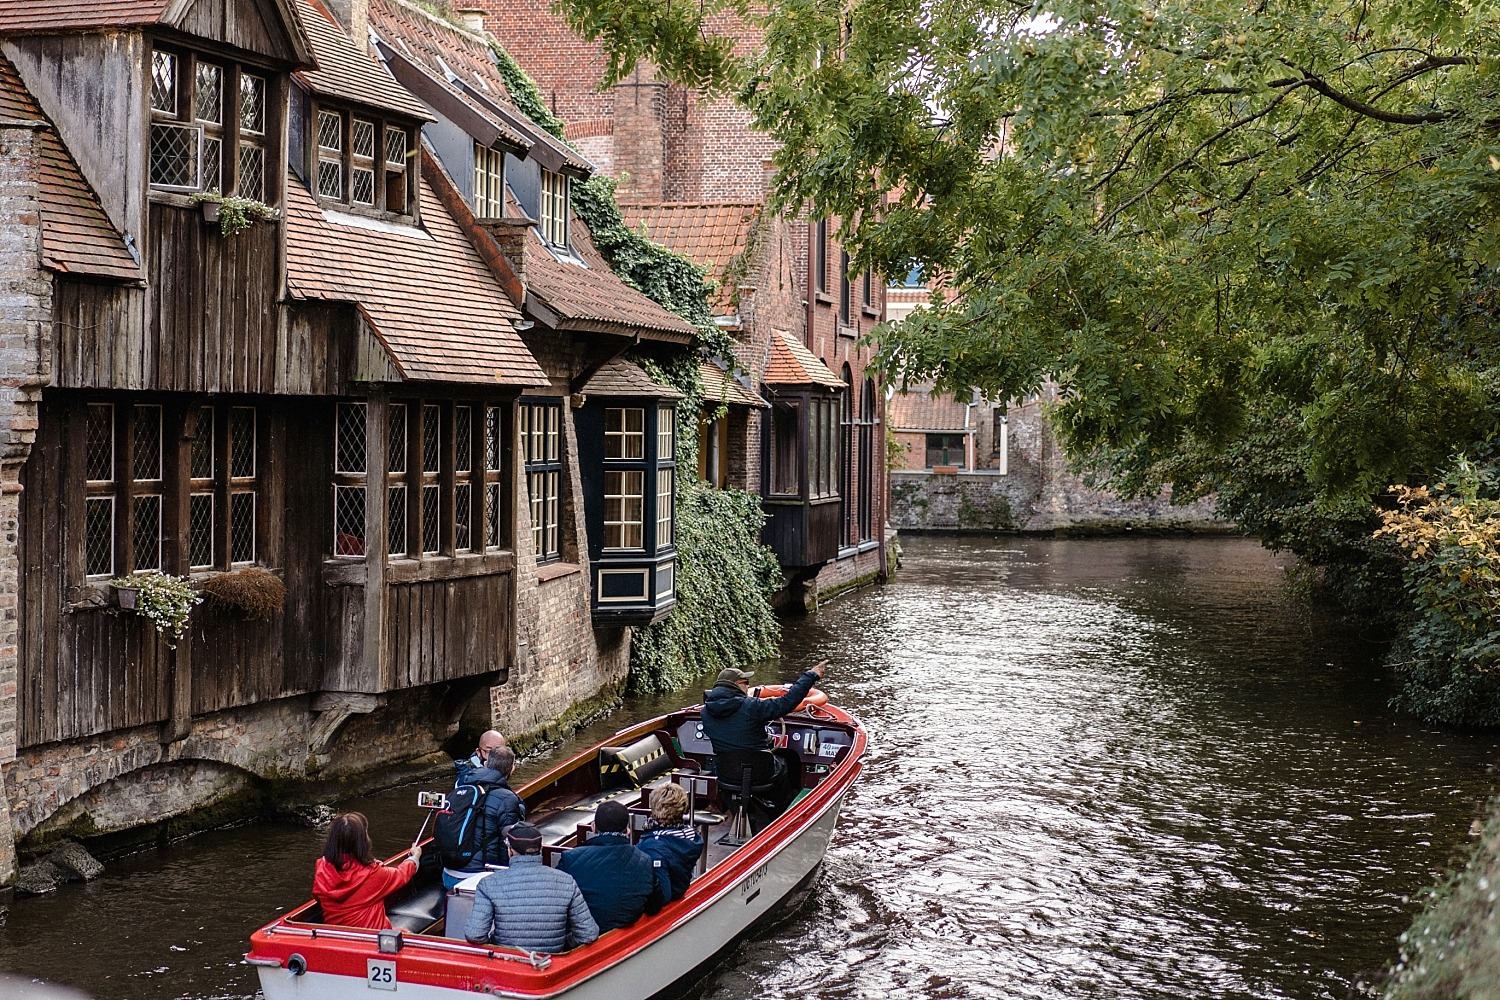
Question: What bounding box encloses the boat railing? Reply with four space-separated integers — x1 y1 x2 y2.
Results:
260 921 553 969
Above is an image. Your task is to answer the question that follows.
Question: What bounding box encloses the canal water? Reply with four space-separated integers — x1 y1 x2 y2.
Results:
2 535 1498 999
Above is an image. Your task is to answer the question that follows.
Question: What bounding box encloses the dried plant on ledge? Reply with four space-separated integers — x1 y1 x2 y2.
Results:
199 567 286 619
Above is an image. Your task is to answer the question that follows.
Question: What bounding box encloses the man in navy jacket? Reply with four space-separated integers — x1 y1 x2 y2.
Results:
558 801 667 932
443 744 525 889
701 660 827 824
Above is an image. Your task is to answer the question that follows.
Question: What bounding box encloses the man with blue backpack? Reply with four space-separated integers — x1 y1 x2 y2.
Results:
437 743 525 889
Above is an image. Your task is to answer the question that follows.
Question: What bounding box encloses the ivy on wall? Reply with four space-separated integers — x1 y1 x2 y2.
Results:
490 43 781 690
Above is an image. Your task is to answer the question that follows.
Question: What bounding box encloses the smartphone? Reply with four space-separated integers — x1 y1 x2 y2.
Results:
416 790 448 810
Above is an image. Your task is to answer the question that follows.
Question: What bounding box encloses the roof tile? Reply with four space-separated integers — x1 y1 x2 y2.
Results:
0 53 141 281
0 0 171 32
284 171 546 386
619 202 759 312
887 386 973 432
294 0 432 121
369 0 587 174
764 332 845 389
582 358 683 400
699 360 766 408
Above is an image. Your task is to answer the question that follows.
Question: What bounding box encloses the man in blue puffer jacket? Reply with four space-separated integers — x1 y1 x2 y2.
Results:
558 801 667 931
465 824 598 953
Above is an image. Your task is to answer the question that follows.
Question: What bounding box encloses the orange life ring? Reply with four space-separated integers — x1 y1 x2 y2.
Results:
752 684 828 713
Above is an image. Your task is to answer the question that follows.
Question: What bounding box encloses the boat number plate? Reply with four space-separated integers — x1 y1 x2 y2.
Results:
367 958 397 991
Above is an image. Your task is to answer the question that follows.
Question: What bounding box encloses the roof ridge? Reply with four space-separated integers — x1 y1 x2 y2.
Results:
620 201 761 210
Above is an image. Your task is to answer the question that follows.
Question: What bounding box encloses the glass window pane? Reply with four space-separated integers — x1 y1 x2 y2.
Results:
388 403 407 474
455 482 472 550
132 494 162 571
455 406 472 473
486 482 502 548
85 497 114 576
239 73 265 134
238 142 264 201
334 485 366 556
335 403 366 474
195 62 222 123
486 407 502 471
230 491 255 563
422 405 441 474
151 51 177 115
421 483 440 553
387 484 407 556
230 406 255 478
133 405 162 482
189 492 215 568
656 467 673 548
150 122 200 188
86 404 114 482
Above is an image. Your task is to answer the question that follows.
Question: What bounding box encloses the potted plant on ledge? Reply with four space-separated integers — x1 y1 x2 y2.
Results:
188 191 280 237
109 571 202 647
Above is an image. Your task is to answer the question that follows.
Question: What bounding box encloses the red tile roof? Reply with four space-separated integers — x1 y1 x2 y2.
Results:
523 229 697 342
582 358 683 400
619 202 759 312
764 332 845 389
294 0 431 121
700 361 766 409
0 0 317 66
284 170 545 386
0 53 141 282
369 0 587 174
0 0 172 32
887 387 973 432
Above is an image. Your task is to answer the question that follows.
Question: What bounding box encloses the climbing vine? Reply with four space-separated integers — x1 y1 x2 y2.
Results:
490 42 779 690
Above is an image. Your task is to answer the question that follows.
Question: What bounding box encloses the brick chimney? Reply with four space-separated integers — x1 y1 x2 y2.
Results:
482 218 532 286
324 0 370 49
610 65 666 203
456 8 486 33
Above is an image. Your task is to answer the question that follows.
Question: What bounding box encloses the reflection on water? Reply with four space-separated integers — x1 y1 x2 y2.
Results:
1 536 1496 1000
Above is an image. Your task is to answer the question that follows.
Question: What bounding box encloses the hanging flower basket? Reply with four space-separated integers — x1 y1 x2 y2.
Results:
187 191 279 237
108 572 202 647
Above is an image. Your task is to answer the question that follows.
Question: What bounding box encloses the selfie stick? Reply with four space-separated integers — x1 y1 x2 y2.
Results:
413 809 434 847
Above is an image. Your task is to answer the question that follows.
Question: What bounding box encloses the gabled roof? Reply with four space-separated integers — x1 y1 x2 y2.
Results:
523 227 697 343
284 169 546 386
0 53 141 282
582 358 684 400
887 387 973 433
0 0 316 68
368 0 588 174
765 332 845 389
700 361 767 409
619 202 759 312
294 0 431 122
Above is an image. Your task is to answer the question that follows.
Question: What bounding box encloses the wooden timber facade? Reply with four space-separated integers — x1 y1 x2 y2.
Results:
0 0 698 884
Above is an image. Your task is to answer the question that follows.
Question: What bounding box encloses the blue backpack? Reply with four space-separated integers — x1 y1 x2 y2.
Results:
434 782 500 870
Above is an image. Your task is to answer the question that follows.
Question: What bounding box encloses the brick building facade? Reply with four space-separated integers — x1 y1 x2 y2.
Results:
475 2 890 604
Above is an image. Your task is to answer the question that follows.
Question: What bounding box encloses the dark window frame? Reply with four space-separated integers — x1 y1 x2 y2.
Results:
925 432 966 469
310 101 417 219
149 44 276 202
521 398 564 563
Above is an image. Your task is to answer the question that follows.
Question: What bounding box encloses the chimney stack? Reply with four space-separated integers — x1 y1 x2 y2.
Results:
457 8 487 33
324 0 370 50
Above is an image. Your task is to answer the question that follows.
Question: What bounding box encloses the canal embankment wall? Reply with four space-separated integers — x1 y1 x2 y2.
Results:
890 395 1230 534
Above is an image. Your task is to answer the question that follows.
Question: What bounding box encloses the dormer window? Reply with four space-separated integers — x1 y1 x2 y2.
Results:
149 46 272 200
312 106 415 216
473 142 505 218
540 169 568 246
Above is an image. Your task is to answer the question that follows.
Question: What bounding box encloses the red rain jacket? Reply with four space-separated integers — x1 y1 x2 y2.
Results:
313 856 418 929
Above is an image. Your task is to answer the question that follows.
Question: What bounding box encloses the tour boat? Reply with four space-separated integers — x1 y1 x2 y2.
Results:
246 693 865 999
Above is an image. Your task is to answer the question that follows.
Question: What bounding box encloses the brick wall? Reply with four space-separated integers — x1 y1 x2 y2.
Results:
491 335 631 745
0 120 52 883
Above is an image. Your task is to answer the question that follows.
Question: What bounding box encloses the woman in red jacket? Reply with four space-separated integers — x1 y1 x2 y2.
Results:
313 812 421 929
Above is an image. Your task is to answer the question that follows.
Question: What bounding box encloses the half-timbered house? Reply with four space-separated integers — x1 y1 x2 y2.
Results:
0 0 620 881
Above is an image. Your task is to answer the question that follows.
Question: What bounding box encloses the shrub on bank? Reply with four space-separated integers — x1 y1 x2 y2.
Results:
1376 461 1500 726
